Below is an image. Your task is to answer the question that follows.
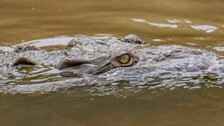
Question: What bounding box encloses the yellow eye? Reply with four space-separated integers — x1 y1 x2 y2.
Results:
117 54 130 64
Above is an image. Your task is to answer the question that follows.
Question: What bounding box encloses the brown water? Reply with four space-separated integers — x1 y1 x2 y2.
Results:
1 0 224 125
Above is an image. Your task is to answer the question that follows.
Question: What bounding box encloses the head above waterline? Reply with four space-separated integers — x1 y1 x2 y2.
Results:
57 50 139 75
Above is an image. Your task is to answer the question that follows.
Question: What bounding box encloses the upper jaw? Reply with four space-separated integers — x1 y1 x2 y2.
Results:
12 50 139 75
92 60 114 75
57 55 113 75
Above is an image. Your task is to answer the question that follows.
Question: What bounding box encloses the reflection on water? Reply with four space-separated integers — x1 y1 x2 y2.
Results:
132 18 178 28
191 25 217 33
1 0 224 125
132 18 218 33
132 18 220 33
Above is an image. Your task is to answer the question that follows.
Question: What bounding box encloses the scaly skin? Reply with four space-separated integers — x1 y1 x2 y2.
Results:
0 34 142 79
0 34 223 94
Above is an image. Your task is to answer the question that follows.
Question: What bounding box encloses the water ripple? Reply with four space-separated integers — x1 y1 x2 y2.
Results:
132 18 178 28
191 25 217 33
132 18 218 33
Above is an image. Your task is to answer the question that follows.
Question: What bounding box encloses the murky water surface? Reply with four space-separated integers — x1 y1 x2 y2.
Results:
1 0 224 125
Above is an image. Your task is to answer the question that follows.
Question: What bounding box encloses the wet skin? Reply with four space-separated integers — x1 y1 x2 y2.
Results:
11 34 142 75
57 50 139 75
1 34 224 94
0 34 221 80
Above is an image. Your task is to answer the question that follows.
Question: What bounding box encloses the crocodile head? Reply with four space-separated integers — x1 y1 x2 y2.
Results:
12 44 139 75
11 34 142 76
57 50 139 75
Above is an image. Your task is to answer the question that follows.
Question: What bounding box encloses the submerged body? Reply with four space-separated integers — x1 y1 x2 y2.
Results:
0 34 223 94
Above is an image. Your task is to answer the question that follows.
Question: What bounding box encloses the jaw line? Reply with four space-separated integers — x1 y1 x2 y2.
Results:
92 61 114 75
